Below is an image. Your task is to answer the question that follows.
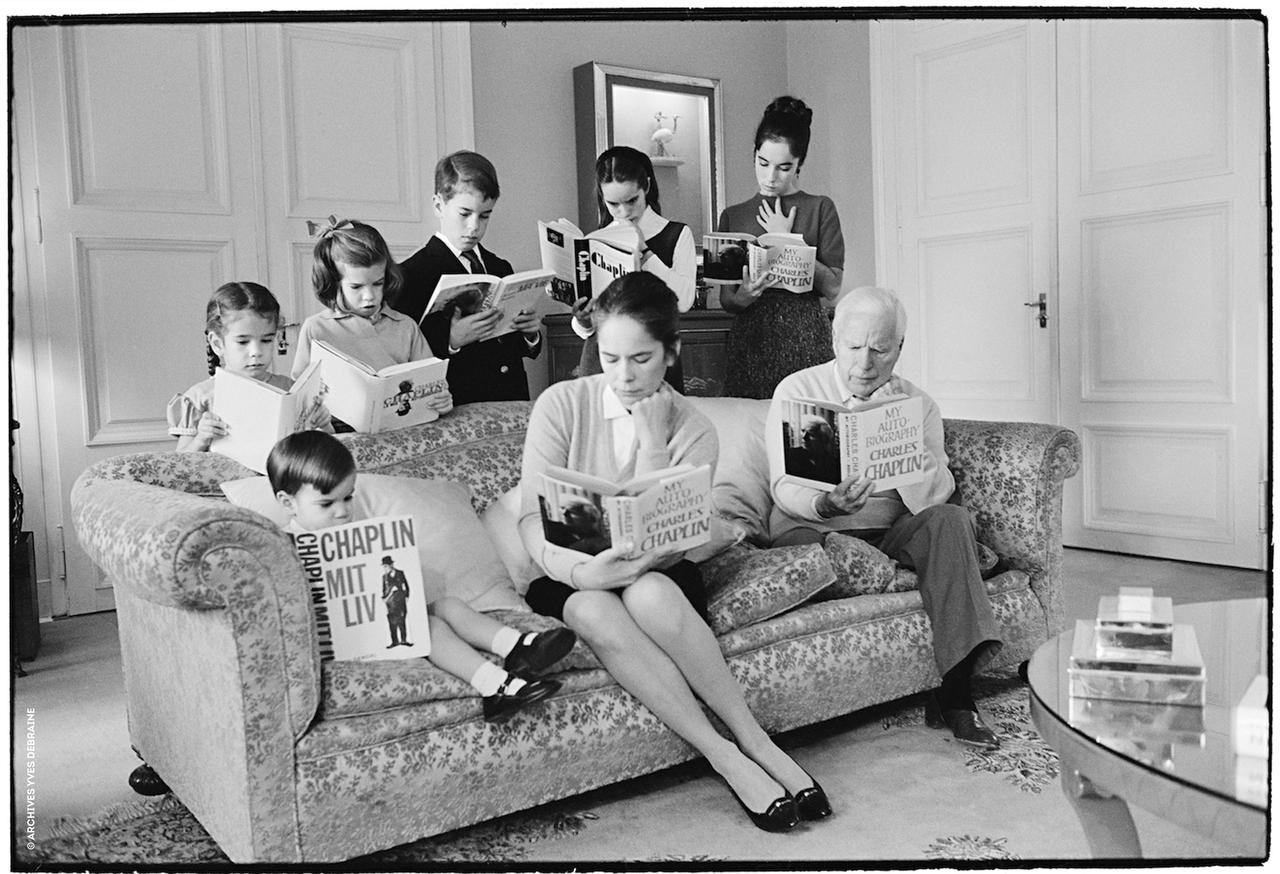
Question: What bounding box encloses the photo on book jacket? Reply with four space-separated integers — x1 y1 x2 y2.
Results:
777 395 926 491
289 514 432 661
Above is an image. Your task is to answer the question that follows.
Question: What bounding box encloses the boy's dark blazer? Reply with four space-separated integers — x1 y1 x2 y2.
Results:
395 236 542 405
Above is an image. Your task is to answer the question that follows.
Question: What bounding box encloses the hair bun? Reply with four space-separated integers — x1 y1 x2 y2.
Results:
765 96 812 127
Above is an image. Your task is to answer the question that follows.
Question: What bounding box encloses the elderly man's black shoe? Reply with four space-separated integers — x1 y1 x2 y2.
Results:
483 676 561 724
504 628 577 677
925 692 1000 751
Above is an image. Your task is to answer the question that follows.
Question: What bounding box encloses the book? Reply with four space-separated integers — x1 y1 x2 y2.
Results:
1067 620 1205 706
419 268 554 340
288 514 432 661
1232 673 1270 758
537 217 641 305
538 464 712 560
210 360 326 474
774 395 926 491
1235 753 1269 807
310 339 449 433
703 232 818 293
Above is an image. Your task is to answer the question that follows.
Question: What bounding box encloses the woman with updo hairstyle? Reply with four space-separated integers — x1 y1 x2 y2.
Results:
518 271 833 833
716 96 845 398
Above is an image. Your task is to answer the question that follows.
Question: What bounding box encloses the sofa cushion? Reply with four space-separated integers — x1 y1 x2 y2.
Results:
819 532 900 598
686 397 773 543
480 486 542 596
222 473 525 612
700 542 836 635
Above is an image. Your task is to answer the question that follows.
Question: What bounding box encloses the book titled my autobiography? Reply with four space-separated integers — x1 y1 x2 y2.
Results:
289 514 432 661
310 340 448 434
703 232 817 293
538 464 712 560
775 394 926 491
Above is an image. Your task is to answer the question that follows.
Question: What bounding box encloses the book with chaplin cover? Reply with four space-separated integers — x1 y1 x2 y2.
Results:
419 268 554 339
288 514 432 661
538 217 641 305
774 394 926 491
310 339 448 433
210 359 326 473
538 464 712 560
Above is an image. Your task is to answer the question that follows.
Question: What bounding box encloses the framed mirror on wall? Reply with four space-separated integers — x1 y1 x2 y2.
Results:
573 62 725 239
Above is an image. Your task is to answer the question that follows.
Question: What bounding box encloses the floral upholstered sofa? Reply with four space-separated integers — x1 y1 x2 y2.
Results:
71 398 1079 863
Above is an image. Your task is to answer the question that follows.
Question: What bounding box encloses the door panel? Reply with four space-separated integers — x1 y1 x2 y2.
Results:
876 20 1058 424
1058 19 1265 568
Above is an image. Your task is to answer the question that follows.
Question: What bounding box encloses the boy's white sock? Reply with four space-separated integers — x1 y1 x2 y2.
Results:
469 661 524 697
489 627 523 658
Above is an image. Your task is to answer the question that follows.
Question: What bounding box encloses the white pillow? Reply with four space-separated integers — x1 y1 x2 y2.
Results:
687 396 774 542
221 473 526 612
480 486 542 596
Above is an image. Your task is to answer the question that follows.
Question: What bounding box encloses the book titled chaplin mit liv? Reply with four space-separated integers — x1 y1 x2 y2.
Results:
289 514 432 661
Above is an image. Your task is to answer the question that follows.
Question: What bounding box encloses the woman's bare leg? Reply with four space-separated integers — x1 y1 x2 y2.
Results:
563 586 787 813
621 573 814 794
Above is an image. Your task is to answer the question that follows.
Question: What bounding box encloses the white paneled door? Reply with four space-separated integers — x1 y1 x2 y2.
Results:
872 17 1265 569
1056 20 1266 568
12 21 472 614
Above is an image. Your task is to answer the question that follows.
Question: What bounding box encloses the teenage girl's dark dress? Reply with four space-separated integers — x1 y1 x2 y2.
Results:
396 236 541 405
716 192 844 399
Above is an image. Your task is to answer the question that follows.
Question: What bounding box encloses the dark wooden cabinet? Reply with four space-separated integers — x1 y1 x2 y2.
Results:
544 310 735 397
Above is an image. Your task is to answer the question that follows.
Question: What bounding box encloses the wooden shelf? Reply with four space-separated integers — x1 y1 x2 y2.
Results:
650 156 684 167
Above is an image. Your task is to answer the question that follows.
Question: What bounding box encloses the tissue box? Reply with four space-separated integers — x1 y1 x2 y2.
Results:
1068 620 1205 706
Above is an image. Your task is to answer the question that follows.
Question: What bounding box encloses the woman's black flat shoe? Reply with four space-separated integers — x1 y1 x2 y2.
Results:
794 777 832 821
722 779 799 832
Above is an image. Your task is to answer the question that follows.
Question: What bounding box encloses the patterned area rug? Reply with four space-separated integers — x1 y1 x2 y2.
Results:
13 670 1213 866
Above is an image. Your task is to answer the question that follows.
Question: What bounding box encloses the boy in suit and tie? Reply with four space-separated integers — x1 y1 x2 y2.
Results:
396 151 542 405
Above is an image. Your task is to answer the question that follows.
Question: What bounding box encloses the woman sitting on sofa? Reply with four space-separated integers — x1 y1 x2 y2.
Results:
517 272 830 833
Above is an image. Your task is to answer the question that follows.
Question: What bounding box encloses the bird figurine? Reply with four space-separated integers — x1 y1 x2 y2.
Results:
651 112 679 157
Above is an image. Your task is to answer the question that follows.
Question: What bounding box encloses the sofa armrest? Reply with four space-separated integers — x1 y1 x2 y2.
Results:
943 419 1081 636
71 476 321 738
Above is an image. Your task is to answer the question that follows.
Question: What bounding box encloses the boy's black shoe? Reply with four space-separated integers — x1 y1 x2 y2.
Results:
504 627 577 677
483 675 561 724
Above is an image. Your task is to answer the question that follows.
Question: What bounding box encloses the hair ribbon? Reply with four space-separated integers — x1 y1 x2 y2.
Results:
306 215 355 238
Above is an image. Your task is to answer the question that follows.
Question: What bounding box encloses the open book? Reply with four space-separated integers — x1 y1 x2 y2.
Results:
538 464 712 559
703 232 817 293
311 339 449 433
420 268 554 339
775 395 926 491
538 217 641 305
288 514 432 661
210 360 326 473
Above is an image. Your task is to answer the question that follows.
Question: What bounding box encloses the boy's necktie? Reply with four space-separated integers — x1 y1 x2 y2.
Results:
461 250 483 274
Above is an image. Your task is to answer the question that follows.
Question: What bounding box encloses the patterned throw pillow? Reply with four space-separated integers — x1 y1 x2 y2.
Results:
819 532 900 598
700 542 836 635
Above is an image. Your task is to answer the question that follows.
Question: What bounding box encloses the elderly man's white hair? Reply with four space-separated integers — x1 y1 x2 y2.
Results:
832 286 907 348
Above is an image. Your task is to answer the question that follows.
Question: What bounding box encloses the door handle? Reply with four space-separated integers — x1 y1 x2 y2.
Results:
1024 293 1047 328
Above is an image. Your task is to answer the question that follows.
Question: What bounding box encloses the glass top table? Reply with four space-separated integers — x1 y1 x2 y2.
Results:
1027 598 1268 858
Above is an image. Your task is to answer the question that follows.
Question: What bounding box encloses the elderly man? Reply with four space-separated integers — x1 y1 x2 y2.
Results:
766 286 1003 750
